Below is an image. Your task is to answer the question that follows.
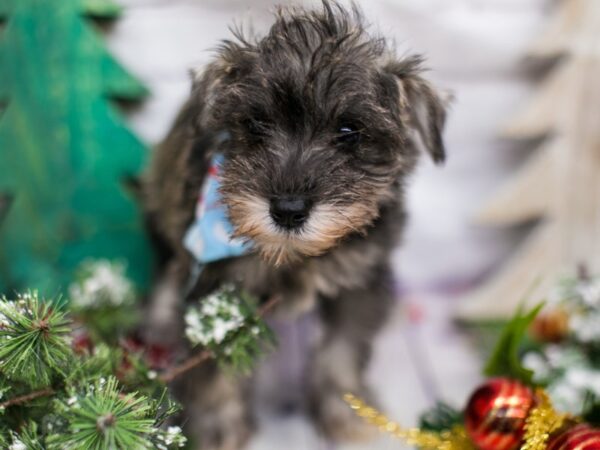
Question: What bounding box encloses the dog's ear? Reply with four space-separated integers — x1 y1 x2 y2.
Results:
190 40 256 128
383 57 450 165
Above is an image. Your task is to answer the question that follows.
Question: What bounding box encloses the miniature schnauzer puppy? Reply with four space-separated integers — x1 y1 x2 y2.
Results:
144 1 447 449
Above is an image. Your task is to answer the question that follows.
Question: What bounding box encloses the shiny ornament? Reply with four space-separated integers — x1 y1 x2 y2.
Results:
465 378 536 450
547 424 600 450
530 308 570 343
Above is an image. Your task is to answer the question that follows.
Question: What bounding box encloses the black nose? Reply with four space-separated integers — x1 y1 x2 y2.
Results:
270 196 311 229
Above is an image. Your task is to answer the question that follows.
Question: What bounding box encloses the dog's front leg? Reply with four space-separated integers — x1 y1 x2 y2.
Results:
175 359 254 450
308 265 394 442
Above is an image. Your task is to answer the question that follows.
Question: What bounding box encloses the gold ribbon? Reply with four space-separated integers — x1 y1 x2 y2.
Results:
343 394 474 450
521 390 570 450
344 389 572 450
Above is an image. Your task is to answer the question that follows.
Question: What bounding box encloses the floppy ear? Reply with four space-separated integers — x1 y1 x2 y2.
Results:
384 57 449 164
188 60 232 131
190 40 256 129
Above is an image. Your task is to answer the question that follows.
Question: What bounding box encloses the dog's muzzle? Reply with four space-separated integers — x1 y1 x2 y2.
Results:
269 196 312 230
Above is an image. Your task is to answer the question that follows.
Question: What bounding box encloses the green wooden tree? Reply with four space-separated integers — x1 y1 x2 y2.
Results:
0 0 152 294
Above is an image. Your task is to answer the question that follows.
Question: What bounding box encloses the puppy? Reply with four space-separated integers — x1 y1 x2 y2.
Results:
144 1 447 449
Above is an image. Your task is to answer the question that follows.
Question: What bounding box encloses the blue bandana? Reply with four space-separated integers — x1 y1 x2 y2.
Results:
183 154 252 264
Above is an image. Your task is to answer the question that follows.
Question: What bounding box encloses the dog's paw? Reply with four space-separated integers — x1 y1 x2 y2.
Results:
311 390 378 442
193 424 252 450
188 402 254 450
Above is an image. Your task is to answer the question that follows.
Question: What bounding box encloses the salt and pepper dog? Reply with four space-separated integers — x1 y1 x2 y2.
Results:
144 2 447 449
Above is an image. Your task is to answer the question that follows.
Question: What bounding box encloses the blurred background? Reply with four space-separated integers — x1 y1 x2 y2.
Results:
2 0 589 448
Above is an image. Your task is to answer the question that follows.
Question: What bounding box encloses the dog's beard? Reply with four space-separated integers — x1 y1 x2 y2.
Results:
226 194 379 266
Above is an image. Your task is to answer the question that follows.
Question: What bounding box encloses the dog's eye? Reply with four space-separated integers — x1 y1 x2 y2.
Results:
336 125 362 145
243 117 270 138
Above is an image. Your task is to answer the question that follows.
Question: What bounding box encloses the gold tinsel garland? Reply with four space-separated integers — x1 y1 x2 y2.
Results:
521 390 571 450
344 389 571 450
343 394 474 450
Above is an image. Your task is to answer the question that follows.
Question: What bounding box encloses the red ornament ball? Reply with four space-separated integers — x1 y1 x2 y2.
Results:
548 424 600 450
465 378 536 450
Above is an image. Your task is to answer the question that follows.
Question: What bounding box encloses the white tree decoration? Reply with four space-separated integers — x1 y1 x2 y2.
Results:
458 0 600 320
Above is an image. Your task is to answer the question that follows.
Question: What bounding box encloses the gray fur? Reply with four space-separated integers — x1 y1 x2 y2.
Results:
143 2 447 449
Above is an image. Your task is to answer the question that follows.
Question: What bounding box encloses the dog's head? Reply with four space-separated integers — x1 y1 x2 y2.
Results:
190 1 448 265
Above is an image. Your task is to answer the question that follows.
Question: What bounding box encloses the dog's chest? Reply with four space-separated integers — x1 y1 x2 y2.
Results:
216 240 383 314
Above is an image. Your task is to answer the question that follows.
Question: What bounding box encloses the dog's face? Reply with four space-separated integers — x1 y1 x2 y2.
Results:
191 2 447 265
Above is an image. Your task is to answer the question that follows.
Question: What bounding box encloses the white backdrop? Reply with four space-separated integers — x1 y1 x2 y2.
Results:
106 1 551 448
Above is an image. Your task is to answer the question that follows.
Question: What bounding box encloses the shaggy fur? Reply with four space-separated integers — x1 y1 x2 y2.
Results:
144 2 447 449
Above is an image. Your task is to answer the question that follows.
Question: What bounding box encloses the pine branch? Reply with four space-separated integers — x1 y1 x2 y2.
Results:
159 350 212 384
49 376 162 449
70 260 139 343
0 294 280 407
160 294 281 383
0 273 278 449
0 387 55 409
0 292 72 387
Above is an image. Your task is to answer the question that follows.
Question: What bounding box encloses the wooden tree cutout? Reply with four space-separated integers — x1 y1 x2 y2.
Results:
0 0 152 294
457 0 600 320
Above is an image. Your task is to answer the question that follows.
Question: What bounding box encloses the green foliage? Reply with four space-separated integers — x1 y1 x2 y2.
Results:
45 381 185 450
419 402 463 433
0 292 72 388
148 391 187 450
65 343 120 386
0 285 185 448
114 347 166 396
185 285 275 372
584 394 600 426
69 260 139 343
484 304 544 385
48 377 162 449
0 0 152 295
9 421 43 449
520 273 600 418
0 293 185 450
0 261 277 448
